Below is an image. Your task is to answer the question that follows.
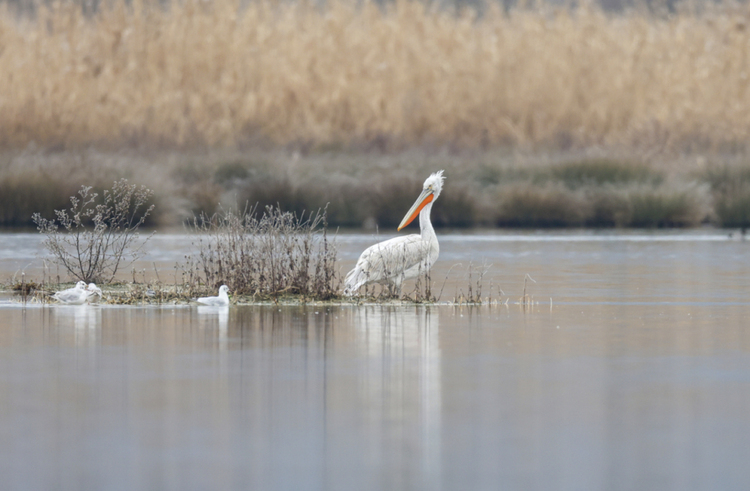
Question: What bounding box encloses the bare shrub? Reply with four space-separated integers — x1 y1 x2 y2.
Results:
32 179 155 283
184 206 338 300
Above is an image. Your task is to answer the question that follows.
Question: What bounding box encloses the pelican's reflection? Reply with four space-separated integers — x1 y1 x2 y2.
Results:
350 306 442 482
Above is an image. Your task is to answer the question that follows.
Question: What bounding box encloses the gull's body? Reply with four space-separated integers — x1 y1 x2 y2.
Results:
344 171 445 295
52 281 89 305
86 283 103 303
195 285 230 306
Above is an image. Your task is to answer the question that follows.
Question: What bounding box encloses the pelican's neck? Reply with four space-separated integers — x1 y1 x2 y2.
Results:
419 201 436 242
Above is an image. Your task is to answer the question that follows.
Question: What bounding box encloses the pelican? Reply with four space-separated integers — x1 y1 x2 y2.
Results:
344 170 445 296
52 281 89 305
195 285 231 306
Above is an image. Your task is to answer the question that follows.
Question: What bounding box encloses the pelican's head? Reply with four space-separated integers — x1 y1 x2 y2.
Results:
422 170 445 199
219 285 230 295
398 170 446 231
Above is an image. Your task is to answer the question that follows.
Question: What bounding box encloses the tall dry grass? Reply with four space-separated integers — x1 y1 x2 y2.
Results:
2 0 750 149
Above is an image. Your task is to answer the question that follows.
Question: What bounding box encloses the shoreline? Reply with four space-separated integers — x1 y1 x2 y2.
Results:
0 290 520 307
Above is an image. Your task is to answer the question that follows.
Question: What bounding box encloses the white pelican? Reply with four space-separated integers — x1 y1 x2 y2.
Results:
344 170 445 296
52 281 89 305
195 285 231 306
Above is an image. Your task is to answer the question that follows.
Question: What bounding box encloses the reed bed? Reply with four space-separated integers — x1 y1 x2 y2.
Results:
3 0 750 149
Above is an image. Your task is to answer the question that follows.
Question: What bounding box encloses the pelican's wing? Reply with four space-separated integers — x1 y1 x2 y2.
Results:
344 235 431 293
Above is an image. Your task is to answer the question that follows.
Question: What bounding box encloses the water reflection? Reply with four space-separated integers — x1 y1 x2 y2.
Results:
1 303 750 490
197 305 229 352
51 304 102 348
343 307 442 489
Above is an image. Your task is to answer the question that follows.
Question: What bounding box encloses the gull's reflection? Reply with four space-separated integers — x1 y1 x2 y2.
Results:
52 304 101 347
197 305 229 351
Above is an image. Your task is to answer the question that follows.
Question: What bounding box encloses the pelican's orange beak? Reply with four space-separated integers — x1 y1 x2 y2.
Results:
398 189 434 231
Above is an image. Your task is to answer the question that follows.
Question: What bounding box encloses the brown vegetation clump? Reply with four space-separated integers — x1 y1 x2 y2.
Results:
2 0 750 149
184 206 339 300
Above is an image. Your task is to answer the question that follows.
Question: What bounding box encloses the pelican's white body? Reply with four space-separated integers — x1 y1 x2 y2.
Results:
52 281 89 305
344 171 444 295
196 285 230 306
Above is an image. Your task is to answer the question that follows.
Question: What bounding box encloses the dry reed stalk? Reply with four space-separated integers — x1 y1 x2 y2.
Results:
2 1 750 149
184 205 339 300
520 273 536 310
449 261 491 304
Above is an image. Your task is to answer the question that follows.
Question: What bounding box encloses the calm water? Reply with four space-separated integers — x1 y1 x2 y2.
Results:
2 231 750 490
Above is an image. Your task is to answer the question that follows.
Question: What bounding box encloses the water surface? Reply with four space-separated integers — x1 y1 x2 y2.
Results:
1 231 750 490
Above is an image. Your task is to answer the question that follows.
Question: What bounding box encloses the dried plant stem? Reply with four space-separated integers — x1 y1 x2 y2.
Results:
521 273 537 311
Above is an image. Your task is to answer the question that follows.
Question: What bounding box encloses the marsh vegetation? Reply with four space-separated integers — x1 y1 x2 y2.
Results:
1 1 750 228
2 0 750 150
4 148 748 229
183 206 339 300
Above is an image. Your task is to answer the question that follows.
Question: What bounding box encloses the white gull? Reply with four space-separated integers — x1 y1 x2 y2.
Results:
195 285 230 306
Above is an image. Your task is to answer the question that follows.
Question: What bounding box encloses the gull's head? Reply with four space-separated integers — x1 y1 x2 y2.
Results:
75 281 87 290
219 285 230 295
422 170 445 199
87 283 102 296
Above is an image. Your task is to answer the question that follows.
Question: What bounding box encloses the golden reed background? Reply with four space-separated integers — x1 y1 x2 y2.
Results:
2 0 750 149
